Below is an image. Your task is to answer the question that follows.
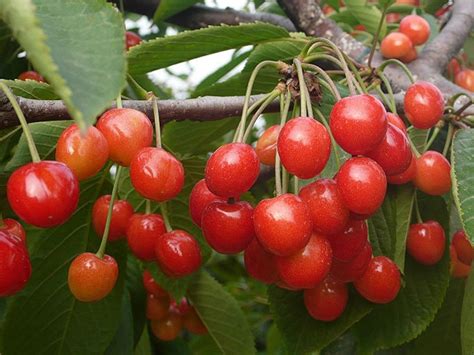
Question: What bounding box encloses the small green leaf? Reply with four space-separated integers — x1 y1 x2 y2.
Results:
423 0 449 15
345 0 387 37
462 270 474 355
4 79 58 99
154 0 200 22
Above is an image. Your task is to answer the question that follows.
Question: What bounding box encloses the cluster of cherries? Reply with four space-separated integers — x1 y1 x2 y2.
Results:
448 54 474 92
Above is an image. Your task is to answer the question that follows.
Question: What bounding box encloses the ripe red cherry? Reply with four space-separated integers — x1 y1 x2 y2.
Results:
125 31 142 50
96 108 153 166
205 143 259 198
386 113 406 133
448 58 462 78
336 157 387 215
126 213 166 261
327 219 367 262
329 95 387 155
130 147 184 202
146 293 170 320
380 32 413 59
256 125 280 166
450 246 471 279
55 124 109 181
400 46 417 63
189 179 225 227
0 218 26 244
142 270 168 298
354 256 401 304
92 195 134 241
18 70 45 82
68 252 118 302
387 152 416 185
151 311 183 341
366 123 412 175
7 161 79 228
201 201 254 254
155 230 202 278
452 230 473 265
276 233 332 289
331 241 372 282
244 238 279 284
413 150 451 195
277 117 331 179
184 307 207 334
0 231 31 296
170 298 191 316
254 193 312 256
407 220 446 265
304 276 348 321
455 69 474 92
399 15 430 46
404 81 444 129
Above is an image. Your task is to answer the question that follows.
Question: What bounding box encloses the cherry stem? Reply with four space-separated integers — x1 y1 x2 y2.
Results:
294 59 308 117
414 192 423 224
0 212 4 228
232 93 274 142
442 123 455 157
343 53 368 94
377 72 397 114
145 199 152 214
454 100 474 117
424 127 441 152
151 96 162 148
127 74 148 99
0 81 40 163
116 94 123 108
293 177 299 194
160 202 172 233
368 6 388 68
303 63 342 101
375 85 393 113
242 89 281 142
275 91 292 196
314 107 342 168
377 60 415 84
448 93 473 108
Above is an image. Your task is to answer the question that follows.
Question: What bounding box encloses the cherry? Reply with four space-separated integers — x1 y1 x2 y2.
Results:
0 231 31 296
0 218 26 244
407 220 446 265
399 46 417 63
184 307 207 334
254 193 312 256
366 123 412 176
189 179 225 227
256 125 280 166
150 311 183 341
170 298 191 316
386 113 407 133
92 195 134 241
142 270 168 298
96 108 153 166
329 95 387 155
386 13 401 24
455 69 474 92
327 219 368 262
380 32 413 59
243 238 279 284
331 241 372 282
299 179 350 235
7 161 79 228
399 15 430 46
18 70 45 82
404 81 444 129
68 252 118 302
205 143 259 198
336 157 387 216
201 201 254 254
277 117 331 179
452 230 473 265
413 150 451 196
354 256 401 304
155 230 202 278
125 31 142 50
276 233 332 289
304 276 348 321
146 293 170 320
55 124 109 181
387 152 416 185
450 246 471 279
130 147 184 202
126 213 166 261
448 58 462 78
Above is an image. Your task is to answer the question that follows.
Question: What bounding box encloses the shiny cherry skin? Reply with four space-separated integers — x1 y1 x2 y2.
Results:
386 113 406 133
336 157 387 216
331 241 372 282
404 81 444 129
455 69 474 92
387 152 416 185
201 201 254 254
151 311 183 341
277 117 331 179
0 231 31 296
329 95 387 155
18 70 45 82
256 125 280 166
55 124 109 181
188 179 225 227
68 252 118 302
0 218 26 244
142 270 168 298
380 32 413 59
299 179 350 235
126 213 166 261
354 256 401 304
413 151 451 195
7 161 79 228
96 108 153 166
146 293 170 320
400 46 417 63
276 233 332 289
243 238 279 284
125 31 141 50
450 246 471 279
327 219 367 262
92 195 134 241
254 193 312 256
205 143 259 198
155 230 202 278
452 230 473 265
366 123 412 176
399 15 430 46
304 276 348 321
130 147 184 202
184 307 207 334
407 221 446 265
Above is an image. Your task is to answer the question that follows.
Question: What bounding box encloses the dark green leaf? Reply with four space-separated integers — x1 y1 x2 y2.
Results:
462 270 474 355
4 79 59 99
423 0 449 15
345 0 386 38
134 328 152 355
188 334 222 355
154 0 201 22
105 291 134 355
145 261 195 301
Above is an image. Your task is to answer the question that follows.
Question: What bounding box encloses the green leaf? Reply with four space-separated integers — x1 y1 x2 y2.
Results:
187 272 256 355
423 0 449 15
188 334 222 355
421 13 440 44
154 0 200 22
125 255 147 347
4 79 59 99
409 127 429 153
345 0 386 38
105 291 134 355
0 0 126 128
462 270 474 355
145 261 195 301
134 328 152 355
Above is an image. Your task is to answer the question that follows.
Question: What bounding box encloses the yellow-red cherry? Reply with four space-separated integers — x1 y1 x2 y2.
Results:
452 230 473 265
304 276 348 322
331 241 372 282
142 270 168 298
18 70 45 82
327 219 367 262
404 81 444 129
380 32 413 59
407 220 446 265
184 307 207 334
0 231 31 296
256 125 280 166
450 246 471 279
413 150 451 195
387 152 416 185
244 238 279 284
399 15 430 46
188 179 225 227
146 293 170 320
0 218 26 244
92 195 134 241
125 31 142 50
126 213 166 261
455 69 474 92
151 311 183 341
386 113 407 133
399 45 417 63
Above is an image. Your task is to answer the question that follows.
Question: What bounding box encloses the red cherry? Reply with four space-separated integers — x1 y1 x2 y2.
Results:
146 293 170 320
329 95 387 155
96 108 153 166
277 117 331 179
7 161 79 228
170 298 191 316
400 46 417 63
18 70 45 82
404 81 444 129
142 270 168 298
399 15 430 46
386 13 401 24
184 307 207 334
126 213 166 261
354 256 401 304
407 221 446 265
0 231 31 296
380 32 413 59
336 157 387 215
243 238 279 284
386 113 407 133
205 143 259 198
413 150 451 195
151 311 183 341
304 276 348 321
188 179 225 227
448 58 462 78
130 147 184 202
254 193 312 256
68 252 118 302
55 124 109 181
0 218 26 244
455 69 474 92
331 241 372 282
387 152 416 185
201 201 254 254
256 125 280 166
450 246 471 279
452 230 473 265
125 31 142 50
155 230 202 278
276 233 332 289
327 219 367 262
92 195 134 241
